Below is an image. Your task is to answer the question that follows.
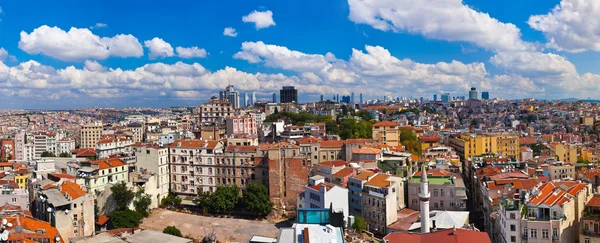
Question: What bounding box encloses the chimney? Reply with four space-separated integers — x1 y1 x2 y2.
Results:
432 220 436 231
452 225 457 235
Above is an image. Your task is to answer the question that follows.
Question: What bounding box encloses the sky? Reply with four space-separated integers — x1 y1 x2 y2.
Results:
1 0 600 109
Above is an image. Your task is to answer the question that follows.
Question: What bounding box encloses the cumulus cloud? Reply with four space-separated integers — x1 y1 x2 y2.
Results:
90 23 107 29
223 27 238 37
144 37 174 59
0 48 16 62
242 10 276 29
19 25 144 61
347 0 534 52
176 46 208 59
528 0 600 52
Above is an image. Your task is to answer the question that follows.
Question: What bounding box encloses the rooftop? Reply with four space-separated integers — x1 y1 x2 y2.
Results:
384 228 491 243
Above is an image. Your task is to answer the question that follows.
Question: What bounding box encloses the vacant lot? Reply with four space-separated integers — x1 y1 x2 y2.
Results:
141 209 280 242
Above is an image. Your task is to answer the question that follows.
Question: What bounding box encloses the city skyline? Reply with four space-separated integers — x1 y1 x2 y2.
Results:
0 0 599 109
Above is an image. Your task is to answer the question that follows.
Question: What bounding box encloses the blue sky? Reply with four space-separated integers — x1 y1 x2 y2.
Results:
0 0 599 109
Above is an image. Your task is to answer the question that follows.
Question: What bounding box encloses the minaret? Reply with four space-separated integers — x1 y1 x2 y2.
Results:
419 164 431 234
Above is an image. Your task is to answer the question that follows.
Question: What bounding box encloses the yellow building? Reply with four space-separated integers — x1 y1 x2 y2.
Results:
372 121 400 146
14 168 29 189
77 157 128 194
550 142 578 163
449 133 520 161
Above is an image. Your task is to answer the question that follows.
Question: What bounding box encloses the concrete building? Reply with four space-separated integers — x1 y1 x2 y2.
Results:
448 133 520 161
348 171 377 217
362 173 405 235
77 158 128 194
199 97 234 124
544 161 576 180
469 87 478 100
80 121 103 149
408 169 467 211
0 180 29 210
225 116 258 136
127 123 144 143
549 142 578 164
280 86 298 103
56 139 76 155
15 132 26 161
169 140 224 195
34 132 57 158
297 175 349 222
581 194 600 243
132 144 170 207
95 137 133 159
372 121 400 146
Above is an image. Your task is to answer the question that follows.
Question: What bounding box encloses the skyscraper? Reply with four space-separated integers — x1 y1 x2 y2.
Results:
320 95 324 102
243 93 248 107
280 86 298 103
336 94 339 102
251 92 256 106
351 92 355 103
433 94 437 101
482 91 489 100
360 93 363 104
272 93 277 103
441 93 450 102
469 87 478 100
229 91 240 108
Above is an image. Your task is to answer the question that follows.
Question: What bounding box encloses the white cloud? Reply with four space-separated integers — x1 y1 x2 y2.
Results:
490 52 577 78
90 23 107 29
0 48 16 62
144 37 174 59
242 10 276 29
347 0 534 52
176 46 208 59
84 60 107 72
528 0 600 52
19 25 143 61
223 27 238 37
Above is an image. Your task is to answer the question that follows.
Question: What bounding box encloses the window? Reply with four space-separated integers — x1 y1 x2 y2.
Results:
585 238 590 243
510 213 515 219
553 228 558 238
542 229 548 239
412 199 418 205
510 225 516 232
510 236 516 242
11 198 16 203
440 201 444 208
433 189 438 197
434 203 439 208
530 229 537 239
440 189 444 196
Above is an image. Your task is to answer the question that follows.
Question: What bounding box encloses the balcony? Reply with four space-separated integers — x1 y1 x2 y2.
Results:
582 229 600 237
522 233 528 240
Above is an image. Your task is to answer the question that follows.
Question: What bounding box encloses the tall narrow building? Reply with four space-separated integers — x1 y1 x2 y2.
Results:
419 164 431 234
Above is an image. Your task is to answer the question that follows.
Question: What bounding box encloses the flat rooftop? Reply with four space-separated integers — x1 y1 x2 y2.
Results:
409 176 453 185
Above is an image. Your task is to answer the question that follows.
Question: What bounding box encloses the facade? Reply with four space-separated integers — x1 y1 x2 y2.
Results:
581 195 600 243
297 176 349 221
0 180 29 210
372 121 400 146
56 139 76 155
15 132 26 161
127 123 145 143
96 137 133 159
199 97 234 124
169 140 224 195
77 158 128 194
348 171 377 217
225 116 258 136
449 133 521 161
132 144 170 207
408 169 467 211
544 161 576 180
34 132 57 158
482 91 490 100
362 173 405 235
469 87 478 100
280 86 298 103
80 121 103 149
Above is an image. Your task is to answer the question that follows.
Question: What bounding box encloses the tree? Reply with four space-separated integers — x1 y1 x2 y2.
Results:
133 189 152 217
161 193 182 208
399 127 417 142
59 152 71 157
111 209 143 229
94 199 99 219
111 182 135 211
403 140 422 156
352 216 367 233
193 191 212 213
241 183 274 216
356 110 373 121
208 185 240 214
163 226 183 237
40 151 56 157
6 154 12 160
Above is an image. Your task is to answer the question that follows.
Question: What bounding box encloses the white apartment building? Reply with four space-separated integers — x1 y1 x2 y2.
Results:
127 123 144 143
80 121 103 149
34 132 57 158
199 98 234 124
96 137 133 159
56 139 76 155
297 175 349 222
170 140 224 195
133 144 170 207
15 132 25 161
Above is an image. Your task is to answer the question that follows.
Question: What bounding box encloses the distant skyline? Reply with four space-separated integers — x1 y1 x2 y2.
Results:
0 0 600 109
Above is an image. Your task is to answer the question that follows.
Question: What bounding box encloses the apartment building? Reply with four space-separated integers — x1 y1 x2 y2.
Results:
56 138 76 155
408 169 467 211
449 133 520 161
549 142 578 164
372 121 400 146
348 171 377 217
169 140 224 195
77 158 128 194
522 181 591 243
543 161 576 180
316 140 346 164
127 123 144 143
581 194 600 243
0 180 28 209
215 145 268 189
15 132 26 161
199 97 234 124
95 137 133 159
297 175 349 221
132 144 170 207
34 132 57 158
362 173 405 235
225 116 257 136
312 160 348 182
80 121 103 149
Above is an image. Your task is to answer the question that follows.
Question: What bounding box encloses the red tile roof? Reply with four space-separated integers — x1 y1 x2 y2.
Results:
90 158 125 170
384 228 491 243
5 215 64 243
319 160 348 167
373 121 398 127
365 174 391 188
308 183 333 192
352 147 382 155
60 181 86 200
96 214 109 225
49 173 76 180
320 140 345 148
71 148 97 157
419 136 440 143
333 167 355 178
587 195 600 207
387 208 420 231
170 140 219 149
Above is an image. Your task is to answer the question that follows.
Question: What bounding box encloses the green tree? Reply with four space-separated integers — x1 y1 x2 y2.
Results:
241 183 274 216
41 151 56 157
94 199 99 218
6 154 12 160
111 182 135 211
133 189 152 217
208 185 240 214
352 216 367 233
59 152 71 157
403 140 422 156
163 226 183 237
193 191 212 213
161 193 182 208
356 110 373 121
111 209 143 229
399 127 417 142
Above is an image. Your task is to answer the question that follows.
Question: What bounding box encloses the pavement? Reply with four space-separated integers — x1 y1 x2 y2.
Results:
140 209 280 243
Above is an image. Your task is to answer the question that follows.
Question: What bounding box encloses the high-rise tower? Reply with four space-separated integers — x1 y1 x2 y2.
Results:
419 164 431 234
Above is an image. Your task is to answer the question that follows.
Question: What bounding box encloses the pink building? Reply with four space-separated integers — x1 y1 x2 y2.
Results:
226 116 257 136
332 167 357 187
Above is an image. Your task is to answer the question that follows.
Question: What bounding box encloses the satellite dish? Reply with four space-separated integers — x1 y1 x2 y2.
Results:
6 223 12 228
47 207 53 213
1 219 6 225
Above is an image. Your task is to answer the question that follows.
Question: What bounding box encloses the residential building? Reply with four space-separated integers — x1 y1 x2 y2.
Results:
95 137 133 159
362 173 405 235
169 140 224 195
348 171 377 217
4 211 65 243
127 123 144 143
544 161 576 180
225 116 258 136
199 97 234 124
56 138 76 155
384 228 491 243
372 121 400 146
15 132 26 161
276 208 345 243
408 169 467 211
132 144 170 207
34 132 57 158
297 175 349 222
549 142 578 163
351 146 382 162
77 157 128 194
0 179 29 210
80 121 103 149
312 160 348 183
581 194 600 243
448 133 520 161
